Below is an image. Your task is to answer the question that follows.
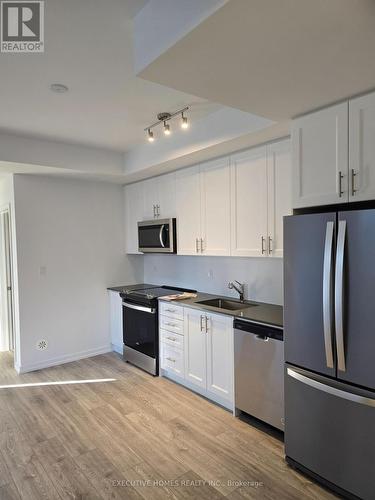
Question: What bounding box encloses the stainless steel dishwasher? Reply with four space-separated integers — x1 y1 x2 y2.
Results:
234 318 284 431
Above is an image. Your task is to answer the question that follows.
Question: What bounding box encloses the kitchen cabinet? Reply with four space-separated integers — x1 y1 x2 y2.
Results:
143 172 176 219
231 140 291 257
108 291 123 354
200 157 231 255
184 307 207 389
292 102 349 208
230 146 268 257
349 91 375 202
206 312 233 401
175 165 201 255
124 182 144 254
267 140 292 257
176 158 231 256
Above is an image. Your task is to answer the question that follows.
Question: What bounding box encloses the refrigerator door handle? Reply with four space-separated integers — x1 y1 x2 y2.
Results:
335 220 347 372
322 221 335 368
287 368 375 408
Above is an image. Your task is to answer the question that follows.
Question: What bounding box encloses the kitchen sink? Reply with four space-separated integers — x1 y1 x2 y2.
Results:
196 298 256 311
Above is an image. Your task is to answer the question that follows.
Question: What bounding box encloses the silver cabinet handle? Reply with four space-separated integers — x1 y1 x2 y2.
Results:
156 204 160 217
166 337 176 342
200 315 204 332
165 308 176 313
166 357 176 363
165 322 177 327
196 238 199 253
153 205 156 218
261 236 266 255
351 169 357 197
268 236 273 254
335 220 347 372
322 221 335 369
338 171 344 197
287 368 375 408
205 315 209 333
159 224 166 248
200 238 204 253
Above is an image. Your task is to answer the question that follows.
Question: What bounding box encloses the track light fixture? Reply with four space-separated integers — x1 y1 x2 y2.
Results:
144 106 189 142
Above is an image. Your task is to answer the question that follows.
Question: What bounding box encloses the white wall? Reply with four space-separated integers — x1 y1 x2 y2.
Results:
13 175 142 372
143 254 283 305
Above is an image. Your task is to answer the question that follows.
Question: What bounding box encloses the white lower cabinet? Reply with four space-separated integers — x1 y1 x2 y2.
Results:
160 302 234 410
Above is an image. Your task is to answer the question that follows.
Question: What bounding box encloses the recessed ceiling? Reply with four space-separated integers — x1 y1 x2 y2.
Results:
140 0 375 121
0 0 219 152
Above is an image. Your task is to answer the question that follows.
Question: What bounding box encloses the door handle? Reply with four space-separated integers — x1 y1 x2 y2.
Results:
338 171 344 197
335 220 347 372
351 169 357 197
323 221 335 369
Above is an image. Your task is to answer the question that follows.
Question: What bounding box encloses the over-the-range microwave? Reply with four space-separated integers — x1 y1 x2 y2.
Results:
138 218 177 253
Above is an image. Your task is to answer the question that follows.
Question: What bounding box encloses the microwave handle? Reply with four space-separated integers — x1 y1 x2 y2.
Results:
159 225 166 248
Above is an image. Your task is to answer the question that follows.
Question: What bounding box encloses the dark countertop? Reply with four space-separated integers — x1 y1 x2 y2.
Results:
159 291 283 328
107 283 157 293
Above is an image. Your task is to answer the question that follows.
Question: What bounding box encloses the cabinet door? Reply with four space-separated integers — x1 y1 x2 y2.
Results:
142 178 157 219
230 146 268 256
158 172 176 218
206 312 233 403
176 166 201 255
267 139 292 257
292 102 349 208
109 291 123 353
200 157 231 256
125 183 144 254
184 308 206 389
349 92 375 202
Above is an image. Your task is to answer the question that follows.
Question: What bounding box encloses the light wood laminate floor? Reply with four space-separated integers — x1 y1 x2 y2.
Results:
0 352 336 499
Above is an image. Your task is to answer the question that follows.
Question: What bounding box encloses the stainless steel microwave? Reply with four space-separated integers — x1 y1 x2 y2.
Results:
138 218 177 253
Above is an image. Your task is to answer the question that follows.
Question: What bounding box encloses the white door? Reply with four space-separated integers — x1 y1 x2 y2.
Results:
200 157 231 256
292 102 349 208
230 146 268 257
206 312 233 403
176 166 201 255
158 172 176 218
125 183 144 254
142 178 157 219
267 139 292 257
184 308 207 389
349 92 375 202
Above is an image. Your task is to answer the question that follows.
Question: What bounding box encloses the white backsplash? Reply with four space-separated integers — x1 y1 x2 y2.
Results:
143 255 283 305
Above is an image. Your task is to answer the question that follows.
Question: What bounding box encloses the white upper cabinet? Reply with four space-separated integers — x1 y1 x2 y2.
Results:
230 146 268 257
292 102 349 208
206 312 233 402
143 173 176 219
349 91 375 202
200 157 231 256
176 165 201 255
125 182 144 254
267 140 292 257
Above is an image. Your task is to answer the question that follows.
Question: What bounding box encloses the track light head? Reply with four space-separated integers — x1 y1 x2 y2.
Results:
147 129 154 142
164 121 171 135
181 112 189 129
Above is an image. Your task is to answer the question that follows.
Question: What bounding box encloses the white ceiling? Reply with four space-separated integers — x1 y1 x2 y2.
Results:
140 0 375 121
0 0 218 152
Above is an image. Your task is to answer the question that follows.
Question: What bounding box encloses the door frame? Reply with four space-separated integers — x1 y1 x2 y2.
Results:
0 204 15 356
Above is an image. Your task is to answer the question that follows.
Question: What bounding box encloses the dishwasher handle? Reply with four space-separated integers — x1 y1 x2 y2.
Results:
234 319 283 341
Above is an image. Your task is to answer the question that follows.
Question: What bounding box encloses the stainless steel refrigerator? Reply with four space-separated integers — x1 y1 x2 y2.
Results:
284 208 375 500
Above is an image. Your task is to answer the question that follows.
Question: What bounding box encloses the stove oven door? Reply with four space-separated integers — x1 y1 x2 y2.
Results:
122 301 157 359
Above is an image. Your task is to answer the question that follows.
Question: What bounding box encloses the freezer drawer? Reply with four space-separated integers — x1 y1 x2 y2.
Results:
285 365 375 500
234 321 284 430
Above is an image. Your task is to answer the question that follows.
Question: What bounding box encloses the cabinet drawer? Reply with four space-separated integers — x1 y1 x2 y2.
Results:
159 315 184 335
160 329 184 349
159 302 184 320
161 344 184 376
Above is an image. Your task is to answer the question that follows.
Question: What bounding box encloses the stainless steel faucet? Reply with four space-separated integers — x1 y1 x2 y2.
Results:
228 280 245 303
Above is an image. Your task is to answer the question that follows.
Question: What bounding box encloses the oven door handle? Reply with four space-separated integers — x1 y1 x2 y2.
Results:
159 225 166 248
122 302 156 314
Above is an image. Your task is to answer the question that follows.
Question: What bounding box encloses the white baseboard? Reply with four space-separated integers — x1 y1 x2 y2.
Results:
111 343 123 355
15 345 112 374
